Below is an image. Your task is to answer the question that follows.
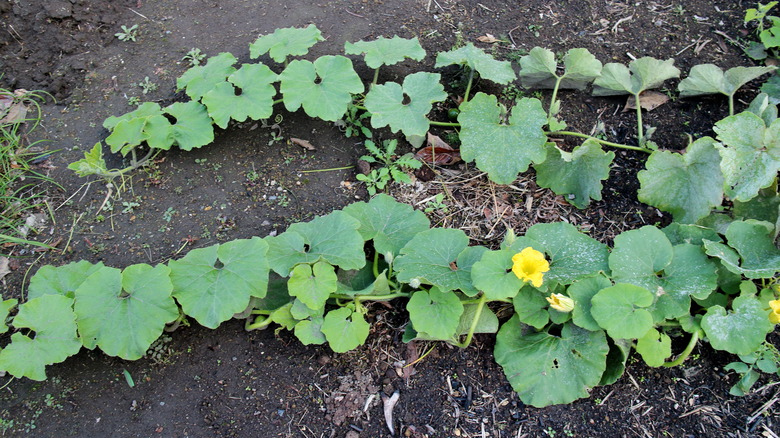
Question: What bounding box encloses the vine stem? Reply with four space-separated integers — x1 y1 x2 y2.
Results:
662 330 700 368
429 120 460 127
454 294 487 349
547 131 653 153
372 67 380 86
463 68 475 104
245 315 273 331
634 93 644 144
100 148 158 178
330 292 411 303
548 77 563 120
728 94 735 116
272 98 284 105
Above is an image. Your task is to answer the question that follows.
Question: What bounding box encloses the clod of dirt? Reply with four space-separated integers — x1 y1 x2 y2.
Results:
325 371 379 426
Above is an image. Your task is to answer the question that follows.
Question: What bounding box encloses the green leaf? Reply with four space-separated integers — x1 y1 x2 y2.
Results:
494 316 608 407
291 298 323 320
733 187 780 233
294 317 327 345
747 92 778 125
535 140 614 209
344 36 426 69
287 261 337 311
0 299 17 334
706 220 780 278
74 264 177 359
177 52 238 101
524 222 610 285
512 286 550 329
266 210 365 275
609 226 673 291
701 295 774 355
652 244 718 319
364 72 447 137
637 137 724 223
68 143 109 177
28 260 103 300
678 64 775 97
394 228 472 293
635 328 672 367
249 24 323 63
592 57 680 96
279 55 364 121
601 338 632 385
321 307 369 353
568 274 612 332
459 94 548 184
714 111 780 201
518 47 602 90
456 303 499 336
342 194 430 258
407 287 464 340
435 42 515 84
201 63 278 129
104 103 170 155
471 249 525 300
0 295 81 381
661 223 722 246
163 101 215 150
591 283 654 339
169 237 269 329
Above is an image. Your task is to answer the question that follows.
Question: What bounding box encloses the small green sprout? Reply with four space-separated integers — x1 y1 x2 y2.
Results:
115 24 139 42
181 48 206 66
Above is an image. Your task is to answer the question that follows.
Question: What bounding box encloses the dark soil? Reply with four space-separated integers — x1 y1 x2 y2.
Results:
0 0 778 436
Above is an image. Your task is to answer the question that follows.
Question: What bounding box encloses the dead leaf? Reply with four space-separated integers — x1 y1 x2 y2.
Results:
415 133 461 165
623 90 669 112
477 33 503 43
290 137 316 151
0 257 10 281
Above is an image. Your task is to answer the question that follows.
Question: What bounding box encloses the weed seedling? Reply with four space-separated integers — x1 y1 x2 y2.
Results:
115 24 139 42
181 48 206 66
356 139 421 195
137 77 158 95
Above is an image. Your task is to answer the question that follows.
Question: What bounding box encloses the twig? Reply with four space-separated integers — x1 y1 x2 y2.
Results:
127 8 160 24
382 391 400 436
344 9 367 19
507 25 521 48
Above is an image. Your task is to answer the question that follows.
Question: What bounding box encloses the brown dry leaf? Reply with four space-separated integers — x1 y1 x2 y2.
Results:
623 91 669 112
0 256 10 281
477 33 503 43
415 133 461 165
289 137 315 151
0 101 28 125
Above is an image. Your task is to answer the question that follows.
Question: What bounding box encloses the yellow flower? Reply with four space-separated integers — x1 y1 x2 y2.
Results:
769 300 780 324
511 247 550 288
546 293 575 313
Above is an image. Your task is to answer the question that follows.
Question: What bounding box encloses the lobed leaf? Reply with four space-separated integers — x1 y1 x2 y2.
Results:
458 94 548 184
512 286 550 329
635 328 672 367
68 143 109 177
591 283 654 339
364 72 447 137
344 36 426 69
407 287 464 340
287 261 337 311
0 299 17 334
701 295 774 355
705 220 780 279
294 317 327 345
592 57 679 96
394 228 476 293
28 260 103 300
567 274 612 332
637 137 724 223
163 101 215 150
434 43 516 84
518 47 601 90
523 222 610 285
321 307 369 353
535 140 614 209
471 249 525 300
177 52 238 101
201 63 278 129
679 64 775 97
249 24 324 63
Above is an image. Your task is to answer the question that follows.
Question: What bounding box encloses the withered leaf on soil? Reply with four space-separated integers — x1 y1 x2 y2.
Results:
623 90 669 112
415 133 461 165
290 137 316 151
0 257 10 281
0 90 29 125
477 34 503 44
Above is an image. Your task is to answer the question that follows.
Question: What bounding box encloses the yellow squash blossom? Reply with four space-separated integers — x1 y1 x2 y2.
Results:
511 247 550 288
769 300 780 324
546 293 575 313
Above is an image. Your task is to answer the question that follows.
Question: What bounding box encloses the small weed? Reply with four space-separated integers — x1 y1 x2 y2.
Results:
162 207 177 223
137 77 158 94
268 131 284 146
115 24 139 42
356 139 421 195
246 169 261 182
182 48 206 66
126 96 141 106
527 24 542 37
121 201 140 214
424 193 449 214
195 158 208 166
544 426 556 437
338 100 372 138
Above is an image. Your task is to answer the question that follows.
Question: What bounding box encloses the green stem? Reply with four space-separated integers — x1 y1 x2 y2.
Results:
372 67 380 86
245 315 273 331
463 68 475 103
100 148 157 178
330 292 411 303
548 77 562 120
662 331 700 368
372 251 380 279
546 131 652 153
634 93 644 144
272 98 284 105
429 121 461 127
728 94 735 116
454 294 487 349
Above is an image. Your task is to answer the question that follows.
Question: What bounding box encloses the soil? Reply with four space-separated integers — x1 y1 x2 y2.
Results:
0 0 778 437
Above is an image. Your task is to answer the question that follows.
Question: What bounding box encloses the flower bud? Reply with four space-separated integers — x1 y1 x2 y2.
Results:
546 293 575 313
408 277 421 289
769 299 780 324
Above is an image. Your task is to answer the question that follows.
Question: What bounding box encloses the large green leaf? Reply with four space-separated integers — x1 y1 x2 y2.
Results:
294 317 326 345
0 295 81 381
701 294 774 355
714 111 780 201
679 64 775 97
344 36 426 69
591 283 654 339
364 72 447 137
163 101 215 150
394 228 473 293
321 307 369 353
638 137 724 223
74 264 178 359
342 194 430 258
524 222 610 285
661 223 722 246
635 328 672 367
494 316 608 407
568 274 612 331
68 142 109 177
512 286 550 329
249 24 323 63
592 57 680 96
201 63 278 129
169 237 269 328
177 52 238 101
279 55 364 121
407 287 464 340
459 94 548 184
704 220 780 278
471 249 525 300
609 226 673 290
435 43 516 84
266 210 365 275
652 244 718 319
104 103 170 155
518 47 602 90
535 140 614 209
28 260 103 300
287 261 337 311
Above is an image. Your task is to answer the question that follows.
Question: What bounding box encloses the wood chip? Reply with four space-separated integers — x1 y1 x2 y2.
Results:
290 137 316 151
